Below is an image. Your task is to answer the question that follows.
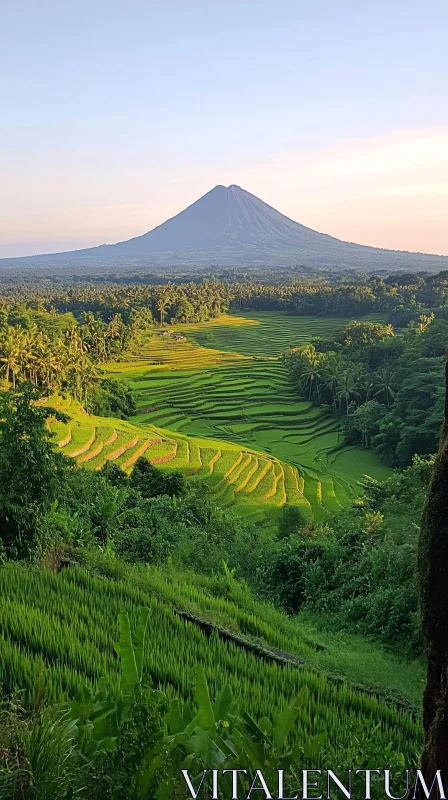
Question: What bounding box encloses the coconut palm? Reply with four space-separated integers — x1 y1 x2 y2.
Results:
107 313 122 341
416 313 435 333
156 291 172 327
322 354 345 408
298 351 325 400
358 372 376 402
0 327 21 387
374 364 397 406
15 326 36 383
336 369 360 415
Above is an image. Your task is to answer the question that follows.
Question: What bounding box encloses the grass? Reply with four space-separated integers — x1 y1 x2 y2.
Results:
0 559 422 761
0 309 425 782
25 311 422 769
47 397 296 522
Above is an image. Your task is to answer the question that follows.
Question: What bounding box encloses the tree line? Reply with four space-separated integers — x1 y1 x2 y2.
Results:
2 269 448 324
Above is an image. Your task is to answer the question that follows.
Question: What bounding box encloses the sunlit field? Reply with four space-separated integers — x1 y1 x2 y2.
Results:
102 312 390 520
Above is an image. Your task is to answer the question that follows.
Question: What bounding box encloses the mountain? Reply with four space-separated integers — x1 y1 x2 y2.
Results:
3 184 448 271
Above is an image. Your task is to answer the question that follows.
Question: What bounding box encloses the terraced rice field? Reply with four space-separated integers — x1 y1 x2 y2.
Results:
0 562 421 763
185 312 386 357
102 312 390 519
47 396 302 521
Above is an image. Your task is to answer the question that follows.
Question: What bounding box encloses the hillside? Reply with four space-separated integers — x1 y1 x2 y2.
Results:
0 559 422 762
48 395 302 522
3 184 448 271
0 299 431 795
46 312 390 522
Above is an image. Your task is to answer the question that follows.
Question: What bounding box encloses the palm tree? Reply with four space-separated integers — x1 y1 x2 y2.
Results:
16 327 36 384
34 339 60 389
107 313 122 341
322 354 344 409
0 327 21 387
65 323 88 356
156 291 172 327
374 364 397 406
358 372 376 402
416 313 435 333
336 369 360 415
299 352 325 400
77 355 97 406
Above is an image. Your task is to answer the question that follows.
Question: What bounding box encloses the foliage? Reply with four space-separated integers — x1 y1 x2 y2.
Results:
277 505 308 540
129 457 187 499
0 605 420 800
3 268 448 339
266 458 430 653
0 305 152 405
1 273 445 793
87 378 136 418
287 313 445 466
0 384 70 557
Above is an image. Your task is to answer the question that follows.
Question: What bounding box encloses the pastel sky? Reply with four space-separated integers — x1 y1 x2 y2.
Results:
1 0 447 258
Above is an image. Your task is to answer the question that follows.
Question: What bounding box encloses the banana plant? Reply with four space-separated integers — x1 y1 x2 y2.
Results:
70 611 327 797
135 666 327 800
71 607 150 765
114 607 150 719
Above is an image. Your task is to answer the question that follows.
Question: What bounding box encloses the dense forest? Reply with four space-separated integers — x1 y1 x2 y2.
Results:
2 271 447 461
286 316 446 466
1 269 448 325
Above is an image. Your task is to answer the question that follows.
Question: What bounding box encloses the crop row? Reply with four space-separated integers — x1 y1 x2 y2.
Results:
0 562 420 762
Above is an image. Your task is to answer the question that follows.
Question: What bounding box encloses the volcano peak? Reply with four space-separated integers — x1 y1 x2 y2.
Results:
3 184 448 271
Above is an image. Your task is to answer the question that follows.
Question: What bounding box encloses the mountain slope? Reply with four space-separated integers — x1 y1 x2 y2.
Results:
4 184 448 270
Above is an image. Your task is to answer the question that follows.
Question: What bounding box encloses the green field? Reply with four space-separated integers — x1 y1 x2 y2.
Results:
103 313 390 520
0 560 422 763
185 311 385 357
47 313 390 521
48 398 307 521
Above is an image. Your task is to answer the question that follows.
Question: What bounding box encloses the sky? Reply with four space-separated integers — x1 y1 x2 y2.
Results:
1 0 447 258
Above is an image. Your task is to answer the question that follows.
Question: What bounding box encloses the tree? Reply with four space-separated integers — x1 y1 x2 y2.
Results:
277 504 307 540
374 364 397 406
129 458 164 498
408 312 435 334
155 287 173 327
417 362 448 789
289 345 325 400
0 327 21 387
344 400 385 448
173 297 195 323
0 384 69 556
129 458 187 499
163 470 187 497
335 321 394 349
336 369 360 415
322 354 343 408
